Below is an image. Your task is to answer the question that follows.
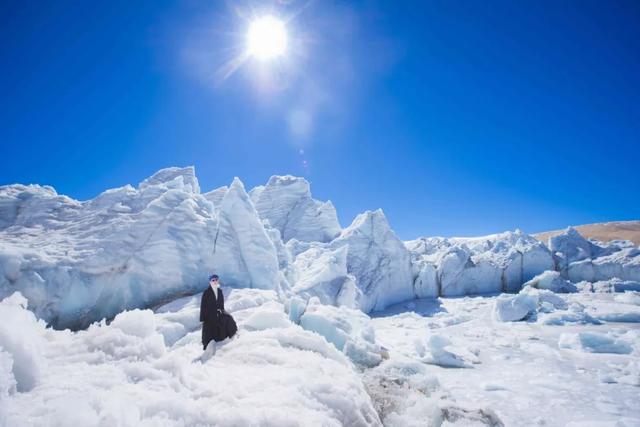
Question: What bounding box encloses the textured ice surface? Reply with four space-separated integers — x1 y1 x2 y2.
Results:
298 299 383 367
406 230 555 297
371 292 640 426
523 270 577 293
251 175 341 243
1 289 381 427
2 167 639 330
0 167 284 329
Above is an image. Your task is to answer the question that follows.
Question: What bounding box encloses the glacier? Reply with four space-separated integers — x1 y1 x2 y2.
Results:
1 166 639 330
2 166 640 426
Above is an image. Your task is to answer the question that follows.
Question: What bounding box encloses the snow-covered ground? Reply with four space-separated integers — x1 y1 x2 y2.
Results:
370 291 640 426
2 285 638 426
1 288 380 426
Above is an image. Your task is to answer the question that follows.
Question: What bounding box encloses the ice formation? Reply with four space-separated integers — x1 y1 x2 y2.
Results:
0 168 286 329
406 230 555 297
1 166 639 330
250 175 341 243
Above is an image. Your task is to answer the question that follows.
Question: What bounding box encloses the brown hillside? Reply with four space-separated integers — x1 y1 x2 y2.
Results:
534 220 640 246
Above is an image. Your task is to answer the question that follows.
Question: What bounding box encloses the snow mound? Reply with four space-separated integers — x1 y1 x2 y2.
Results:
242 301 292 330
1 289 382 426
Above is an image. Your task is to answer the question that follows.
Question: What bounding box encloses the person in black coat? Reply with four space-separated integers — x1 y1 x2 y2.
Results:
200 274 238 351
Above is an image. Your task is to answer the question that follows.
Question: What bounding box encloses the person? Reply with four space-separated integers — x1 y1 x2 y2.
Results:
200 274 238 351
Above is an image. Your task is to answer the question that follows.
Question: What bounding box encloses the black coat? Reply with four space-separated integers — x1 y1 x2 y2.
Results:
200 286 237 349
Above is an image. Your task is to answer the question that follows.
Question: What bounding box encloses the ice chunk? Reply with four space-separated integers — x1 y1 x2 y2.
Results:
211 177 281 291
493 292 537 322
284 295 308 324
559 332 632 354
523 270 577 293
549 227 597 269
568 247 640 283
416 335 472 368
299 302 382 367
290 245 361 308
330 209 414 313
251 175 341 243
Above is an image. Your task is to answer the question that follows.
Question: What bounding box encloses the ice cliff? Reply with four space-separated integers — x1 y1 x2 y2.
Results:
1 166 638 329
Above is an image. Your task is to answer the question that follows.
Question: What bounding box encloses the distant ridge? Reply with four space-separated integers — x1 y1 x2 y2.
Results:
534 220 640 245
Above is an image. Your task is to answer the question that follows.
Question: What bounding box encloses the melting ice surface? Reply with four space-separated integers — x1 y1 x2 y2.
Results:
1 166 639 425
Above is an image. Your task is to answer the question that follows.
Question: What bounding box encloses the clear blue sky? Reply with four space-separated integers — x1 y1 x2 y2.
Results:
1 1 638 239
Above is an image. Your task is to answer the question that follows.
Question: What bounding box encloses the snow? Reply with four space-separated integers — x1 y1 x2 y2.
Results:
371 292 640 426
615 291 640 305
0 292 46 393
1 289 381 426
3 284 640 426
2 167 640 425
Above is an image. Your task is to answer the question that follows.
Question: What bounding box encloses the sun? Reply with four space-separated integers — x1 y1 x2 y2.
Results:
246 16 287 60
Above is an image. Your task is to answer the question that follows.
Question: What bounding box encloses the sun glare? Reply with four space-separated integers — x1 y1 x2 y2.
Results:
247 16 287 60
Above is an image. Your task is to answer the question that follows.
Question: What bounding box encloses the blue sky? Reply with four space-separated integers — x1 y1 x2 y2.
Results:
1 1 638 239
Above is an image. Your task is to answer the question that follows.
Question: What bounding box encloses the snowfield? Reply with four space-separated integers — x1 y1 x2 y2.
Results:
2 286 638 426
1 167 639 426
